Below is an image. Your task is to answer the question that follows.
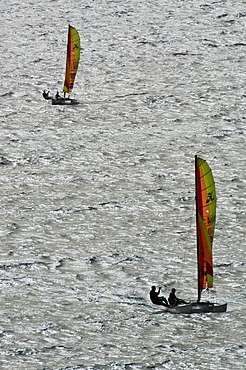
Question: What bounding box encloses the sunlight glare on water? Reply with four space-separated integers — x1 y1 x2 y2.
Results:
0 0 245 369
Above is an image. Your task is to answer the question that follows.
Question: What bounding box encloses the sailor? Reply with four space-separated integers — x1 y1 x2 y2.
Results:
150 286 169 307
55 91 61 100
43 90 49 99
168 288 187 306
43 90 51 100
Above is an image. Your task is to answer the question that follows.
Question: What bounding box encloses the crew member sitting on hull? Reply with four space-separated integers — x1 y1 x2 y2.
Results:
42 90 50 100
150 286 169 307
168 288 187 306
55 91 61 100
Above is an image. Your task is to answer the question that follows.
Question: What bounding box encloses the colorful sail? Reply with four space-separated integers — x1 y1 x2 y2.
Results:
195 156 216 301
63 25 80 94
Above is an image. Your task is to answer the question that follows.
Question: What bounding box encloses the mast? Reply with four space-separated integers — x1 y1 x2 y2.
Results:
195 155 201 302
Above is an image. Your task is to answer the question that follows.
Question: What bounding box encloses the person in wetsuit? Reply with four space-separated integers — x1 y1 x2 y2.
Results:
42 90 50 100
55 91 61 100
150 286 169 307
168 288 187 306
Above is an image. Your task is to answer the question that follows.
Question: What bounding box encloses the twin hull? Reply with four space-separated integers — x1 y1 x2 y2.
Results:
51 98 79 105
166 302 227 314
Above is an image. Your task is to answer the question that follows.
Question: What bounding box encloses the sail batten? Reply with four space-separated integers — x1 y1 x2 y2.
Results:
195 156 216 301
63 25 80 94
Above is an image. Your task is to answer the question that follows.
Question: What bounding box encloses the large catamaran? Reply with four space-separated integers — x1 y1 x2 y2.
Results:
166 156 227 314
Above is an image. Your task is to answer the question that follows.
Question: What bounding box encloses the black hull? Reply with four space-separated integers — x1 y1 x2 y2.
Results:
165 302 227 314
51 98 79 105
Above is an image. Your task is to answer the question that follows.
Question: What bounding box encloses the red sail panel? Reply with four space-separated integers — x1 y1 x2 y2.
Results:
63 25 80 94
196 157 216 294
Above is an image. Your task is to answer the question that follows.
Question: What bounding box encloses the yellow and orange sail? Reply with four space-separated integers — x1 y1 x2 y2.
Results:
63 25 80 94
195 156 216 300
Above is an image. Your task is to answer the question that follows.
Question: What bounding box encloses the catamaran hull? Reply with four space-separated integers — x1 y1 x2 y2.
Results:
51 98 79 105
166 304 193 314
190 302 227 313
166 302 227 314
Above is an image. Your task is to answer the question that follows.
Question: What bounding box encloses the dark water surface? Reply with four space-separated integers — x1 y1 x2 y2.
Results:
0 0 245 369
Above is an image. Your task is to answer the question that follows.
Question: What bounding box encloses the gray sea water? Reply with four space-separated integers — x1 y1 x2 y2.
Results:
0 0 245 369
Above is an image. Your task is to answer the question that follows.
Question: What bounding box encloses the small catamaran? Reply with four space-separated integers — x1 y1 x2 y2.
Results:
44 25 80 105
166 155 227 314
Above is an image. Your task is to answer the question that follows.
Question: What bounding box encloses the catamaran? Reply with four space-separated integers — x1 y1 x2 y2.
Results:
43 25 80 105
166 155 227 314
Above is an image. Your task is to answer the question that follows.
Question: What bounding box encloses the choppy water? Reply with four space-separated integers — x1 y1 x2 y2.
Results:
0 0 245 369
